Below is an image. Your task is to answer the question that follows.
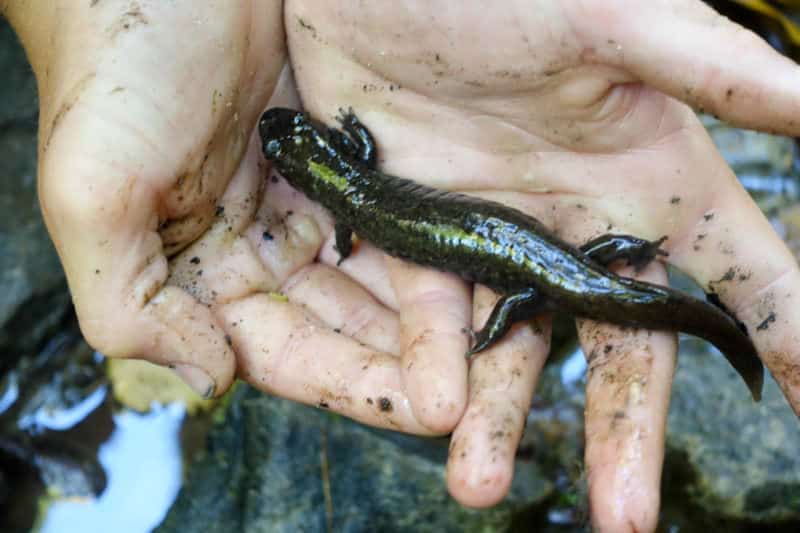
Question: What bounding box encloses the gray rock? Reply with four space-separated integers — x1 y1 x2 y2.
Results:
517 331 800 529
666 338 800 523
0 20 37 126
0 17 69 374
158 385 552 533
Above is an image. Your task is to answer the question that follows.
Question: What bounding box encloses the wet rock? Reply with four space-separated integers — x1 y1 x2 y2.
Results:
1 18 97 531
0 325 111 532
158 385 552 533
665 338 800 524
0 18 69 377
0 19 37 126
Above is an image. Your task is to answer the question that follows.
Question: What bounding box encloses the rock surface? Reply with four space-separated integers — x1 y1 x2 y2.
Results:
666 339 800 525
158 385 552 533
0 18 69 376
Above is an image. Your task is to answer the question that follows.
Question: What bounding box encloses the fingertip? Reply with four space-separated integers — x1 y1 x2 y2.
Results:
587 473 660 533
173 363 218 399
411 391 467 434
446 452 514 509
165 340 236 399
142 286 237 396
389 259 472 433
404 340 468 433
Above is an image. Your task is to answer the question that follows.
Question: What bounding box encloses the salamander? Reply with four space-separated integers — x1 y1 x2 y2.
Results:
259 107 764 401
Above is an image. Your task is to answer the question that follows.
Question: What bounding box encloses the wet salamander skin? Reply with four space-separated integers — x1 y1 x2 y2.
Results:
259 107 764 400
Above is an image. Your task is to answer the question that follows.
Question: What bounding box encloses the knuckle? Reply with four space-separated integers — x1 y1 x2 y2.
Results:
77 313 132 358
342 304 379 338
40 145 149 235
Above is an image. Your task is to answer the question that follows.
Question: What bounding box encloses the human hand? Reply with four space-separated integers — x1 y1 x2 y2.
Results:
284 0 800 530
4 0 444 435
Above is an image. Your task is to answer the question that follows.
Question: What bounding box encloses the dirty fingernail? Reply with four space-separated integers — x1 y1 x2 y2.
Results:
173 363 215 398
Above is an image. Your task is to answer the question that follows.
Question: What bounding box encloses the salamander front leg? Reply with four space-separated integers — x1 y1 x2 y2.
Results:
467 289 544 357
327 128 360 160
334 224 354 266
337 108 377 168
580 234 668 271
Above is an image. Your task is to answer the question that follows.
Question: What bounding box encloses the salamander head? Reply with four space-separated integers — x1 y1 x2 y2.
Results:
259 107 328 161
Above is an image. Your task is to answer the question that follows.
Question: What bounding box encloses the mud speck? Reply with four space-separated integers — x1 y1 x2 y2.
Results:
717 268 736 283
756 312 777 332
670 196 681 205
610 409 627 430
296 17 318 39
378 397 393 412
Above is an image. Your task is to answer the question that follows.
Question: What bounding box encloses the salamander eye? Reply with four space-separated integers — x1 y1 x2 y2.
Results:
264 139 282 157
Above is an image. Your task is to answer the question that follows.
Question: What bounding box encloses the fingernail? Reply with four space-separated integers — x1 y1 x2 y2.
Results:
173 364 215 399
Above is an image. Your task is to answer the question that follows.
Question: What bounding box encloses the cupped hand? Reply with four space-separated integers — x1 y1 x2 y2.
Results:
8 1 444 434
286 0 800 529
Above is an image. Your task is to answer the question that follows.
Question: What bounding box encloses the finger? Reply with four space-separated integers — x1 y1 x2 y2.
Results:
220 294 435 435
250 171 333 284
282 263 400 355
319 236 399 310
577 262 675 533
446 285 549 508
664 171 800 413
387 257 470 432
40 147 240 398
568 0 800 135
154 136 327 394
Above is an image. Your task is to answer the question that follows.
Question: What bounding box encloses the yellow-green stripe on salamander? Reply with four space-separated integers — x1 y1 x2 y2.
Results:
259 107 764 401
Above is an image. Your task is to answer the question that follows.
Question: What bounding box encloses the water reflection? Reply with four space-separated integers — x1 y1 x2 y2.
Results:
40 403 185 533
18 384 107 433
559 346 586 391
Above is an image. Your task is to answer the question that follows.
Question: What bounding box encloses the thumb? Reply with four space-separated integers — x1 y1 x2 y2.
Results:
569 0 800 135
23 0 286 396
40 147 236 397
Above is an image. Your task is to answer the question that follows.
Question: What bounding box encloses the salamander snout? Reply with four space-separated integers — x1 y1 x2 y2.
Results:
259 107 306 158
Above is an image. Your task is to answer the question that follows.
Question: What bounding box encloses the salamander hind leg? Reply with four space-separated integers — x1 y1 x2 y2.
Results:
336 108 377 168
334 224 354 266
467 289 544 357
581 234 668 272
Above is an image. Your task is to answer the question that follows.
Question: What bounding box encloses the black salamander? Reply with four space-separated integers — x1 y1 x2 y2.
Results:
259 107 764 400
